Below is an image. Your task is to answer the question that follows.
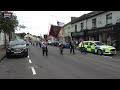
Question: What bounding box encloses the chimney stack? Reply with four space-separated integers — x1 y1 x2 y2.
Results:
71 17 78 21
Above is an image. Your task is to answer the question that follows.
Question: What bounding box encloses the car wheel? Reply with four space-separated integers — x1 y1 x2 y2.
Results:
97 50 102 55
24 52 28 57
6 53 11 58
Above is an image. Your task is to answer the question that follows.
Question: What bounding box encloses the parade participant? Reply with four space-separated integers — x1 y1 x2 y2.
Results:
69 38 75 54
41 39 48 56
59 40 63 55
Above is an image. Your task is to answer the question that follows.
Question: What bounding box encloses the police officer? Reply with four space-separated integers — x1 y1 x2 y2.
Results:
79 39 86 54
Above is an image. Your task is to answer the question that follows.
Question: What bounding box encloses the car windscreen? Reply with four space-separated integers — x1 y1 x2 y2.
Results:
9 39 26 47
94 42 105 45
62 41 65 43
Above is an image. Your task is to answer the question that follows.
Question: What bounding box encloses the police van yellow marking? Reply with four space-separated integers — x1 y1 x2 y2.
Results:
78 41 116 55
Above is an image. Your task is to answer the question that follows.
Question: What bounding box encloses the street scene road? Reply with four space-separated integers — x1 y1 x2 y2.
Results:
0 44 120 79
1 11 120 79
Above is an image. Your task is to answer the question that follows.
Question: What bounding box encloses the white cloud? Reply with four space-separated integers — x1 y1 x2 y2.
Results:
15 11 92 36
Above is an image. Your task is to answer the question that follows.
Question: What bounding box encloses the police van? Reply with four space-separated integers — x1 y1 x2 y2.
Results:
80 41 116 55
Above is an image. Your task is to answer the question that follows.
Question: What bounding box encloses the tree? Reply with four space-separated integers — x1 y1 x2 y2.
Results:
0 11 19 35
0 11 19 48
16 32 26 39
17 24 26 31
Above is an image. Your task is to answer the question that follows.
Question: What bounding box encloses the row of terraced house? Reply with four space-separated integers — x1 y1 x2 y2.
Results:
62 11 120 51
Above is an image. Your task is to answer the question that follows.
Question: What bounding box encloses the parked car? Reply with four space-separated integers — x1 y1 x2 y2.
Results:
62 41 70 48
51 41 59 46
6 39 28 58
47 40 52 45
78 41 116 55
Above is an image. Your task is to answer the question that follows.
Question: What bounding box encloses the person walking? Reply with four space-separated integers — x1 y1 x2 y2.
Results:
59 41 63 55
36 42 38 47
69 39 75 54
79 39 86 54
39 41 41 48
41 40 48 56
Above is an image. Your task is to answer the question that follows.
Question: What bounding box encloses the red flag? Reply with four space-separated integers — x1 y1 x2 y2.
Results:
49 25 62 39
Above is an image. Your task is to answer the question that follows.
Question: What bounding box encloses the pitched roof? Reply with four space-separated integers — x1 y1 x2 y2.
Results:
86 11 107 18
62 21 71 28
71 11 107 24
71 14 88 24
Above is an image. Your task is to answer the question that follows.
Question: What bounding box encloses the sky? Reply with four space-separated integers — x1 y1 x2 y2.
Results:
15 11 92 37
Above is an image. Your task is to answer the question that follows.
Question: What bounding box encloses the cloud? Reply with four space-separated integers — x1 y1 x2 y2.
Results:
15 11 91 36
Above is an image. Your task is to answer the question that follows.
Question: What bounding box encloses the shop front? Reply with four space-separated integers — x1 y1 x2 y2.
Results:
71 31 85 41
85 24 120 50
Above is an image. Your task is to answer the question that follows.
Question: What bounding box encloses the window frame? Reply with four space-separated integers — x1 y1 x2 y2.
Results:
106 13 112 25
75 25 77 32
92 18 96 28
89 42 94 45
81 22 84 30
85 42 88 45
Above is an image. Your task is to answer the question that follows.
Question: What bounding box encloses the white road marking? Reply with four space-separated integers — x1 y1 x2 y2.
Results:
31 67 36 75
109 57 112 58
104 56 112 58
29 59 32 63
28 56 29 58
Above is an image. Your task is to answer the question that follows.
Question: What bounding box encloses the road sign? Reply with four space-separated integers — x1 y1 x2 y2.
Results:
4 12 12 18
44 35 47 39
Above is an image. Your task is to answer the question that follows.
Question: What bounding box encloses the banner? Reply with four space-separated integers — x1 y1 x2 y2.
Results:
49 25 62 39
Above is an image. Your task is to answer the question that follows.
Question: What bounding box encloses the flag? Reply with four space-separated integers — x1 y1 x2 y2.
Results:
49 25 62 39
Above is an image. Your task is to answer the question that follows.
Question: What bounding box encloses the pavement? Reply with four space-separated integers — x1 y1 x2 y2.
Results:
0 45 6 61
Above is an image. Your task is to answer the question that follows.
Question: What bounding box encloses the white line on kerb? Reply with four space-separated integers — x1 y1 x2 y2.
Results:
31 67 36 75
28 56 29 58
29 59 32 63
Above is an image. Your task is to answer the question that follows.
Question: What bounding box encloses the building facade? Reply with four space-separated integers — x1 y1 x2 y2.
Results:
84 11 120 50
0 32 5 46
62 17 79 42
0 32 10 46
71 14 88 41
62 22 72 42
63 11 120 51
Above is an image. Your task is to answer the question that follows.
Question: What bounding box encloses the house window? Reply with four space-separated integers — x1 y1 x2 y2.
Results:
68 26 70 31
65 30 67 33
81 22 84 30
86 20 88 29
92 18 96 28
106 13 112 25
75 25 77 32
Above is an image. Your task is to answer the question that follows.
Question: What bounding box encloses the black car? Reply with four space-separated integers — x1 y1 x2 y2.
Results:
6 39 28 58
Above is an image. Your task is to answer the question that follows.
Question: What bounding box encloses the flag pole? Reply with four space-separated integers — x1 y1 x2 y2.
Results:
48 22 51 35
